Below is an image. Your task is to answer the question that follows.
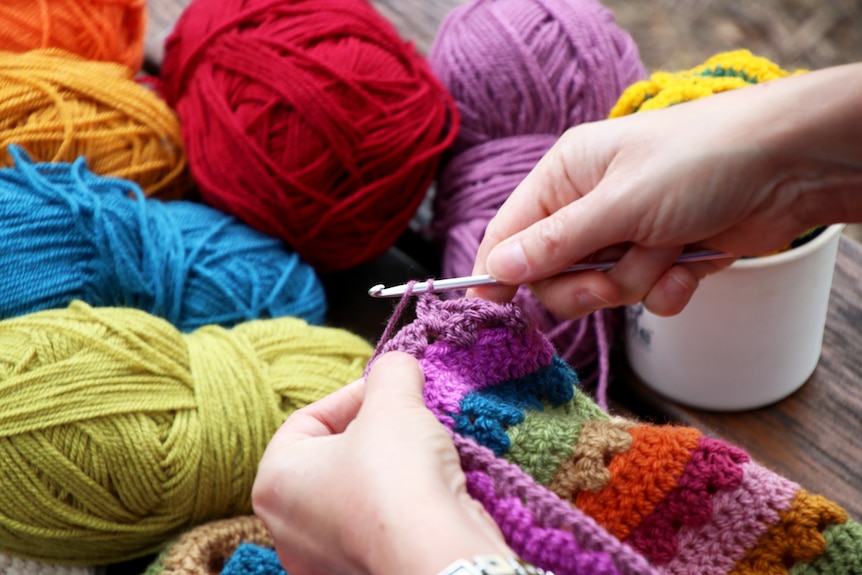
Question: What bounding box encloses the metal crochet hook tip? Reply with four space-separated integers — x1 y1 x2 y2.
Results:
367 249 733 298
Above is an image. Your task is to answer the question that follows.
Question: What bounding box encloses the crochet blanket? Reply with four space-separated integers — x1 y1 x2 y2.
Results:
148 295 862 575
370 294 862 575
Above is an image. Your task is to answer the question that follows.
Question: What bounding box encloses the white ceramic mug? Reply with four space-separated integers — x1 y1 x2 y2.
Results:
624 224 844 411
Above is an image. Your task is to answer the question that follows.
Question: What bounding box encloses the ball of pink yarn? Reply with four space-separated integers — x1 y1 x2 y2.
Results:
427 0 645 402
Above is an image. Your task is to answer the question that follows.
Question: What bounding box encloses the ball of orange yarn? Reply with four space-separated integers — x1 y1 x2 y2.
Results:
161 0 459 272
0 0 146 71
0 49 190 199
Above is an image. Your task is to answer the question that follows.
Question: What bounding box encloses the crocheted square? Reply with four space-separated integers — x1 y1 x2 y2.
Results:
370 294 862 575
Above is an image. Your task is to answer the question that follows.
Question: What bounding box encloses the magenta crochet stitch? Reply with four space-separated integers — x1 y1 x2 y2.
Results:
368 293 862 575
425 0 646 405
374 295 657 575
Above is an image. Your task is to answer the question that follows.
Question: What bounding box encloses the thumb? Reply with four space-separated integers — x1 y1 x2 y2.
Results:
362 352 427 414
476 123 630 285
486 188 632 284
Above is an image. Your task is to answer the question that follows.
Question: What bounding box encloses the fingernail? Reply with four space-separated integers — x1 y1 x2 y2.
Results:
487 240 528 281
576 290 613 311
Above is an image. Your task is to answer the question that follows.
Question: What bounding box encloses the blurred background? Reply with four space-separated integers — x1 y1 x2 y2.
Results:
603 0 862 72
598 0 862 241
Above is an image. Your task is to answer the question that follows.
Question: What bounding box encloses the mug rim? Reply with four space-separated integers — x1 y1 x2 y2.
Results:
730 223 845 270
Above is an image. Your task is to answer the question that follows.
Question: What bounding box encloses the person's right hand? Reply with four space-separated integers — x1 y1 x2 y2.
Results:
470 63 862 318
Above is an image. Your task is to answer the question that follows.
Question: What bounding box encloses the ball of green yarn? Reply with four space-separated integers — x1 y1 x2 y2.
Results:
0 301 373 565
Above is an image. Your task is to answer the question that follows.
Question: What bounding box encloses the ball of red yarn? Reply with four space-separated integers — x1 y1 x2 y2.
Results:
427 0 645 405
161 0 459 272
0 0 146 71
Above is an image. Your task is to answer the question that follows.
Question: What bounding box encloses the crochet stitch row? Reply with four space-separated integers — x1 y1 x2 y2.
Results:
371 294 862 575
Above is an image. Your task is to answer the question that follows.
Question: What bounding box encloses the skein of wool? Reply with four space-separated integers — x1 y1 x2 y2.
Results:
0 301 373 565
426 0 646 406
0 145 327 331
161 0 459 272
0 0 146 71
0 49 189 199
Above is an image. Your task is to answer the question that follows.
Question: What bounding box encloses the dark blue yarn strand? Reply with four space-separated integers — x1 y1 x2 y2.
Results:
0 145 327 330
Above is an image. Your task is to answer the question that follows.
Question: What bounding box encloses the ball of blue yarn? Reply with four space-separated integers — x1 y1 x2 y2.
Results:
0 145 326 330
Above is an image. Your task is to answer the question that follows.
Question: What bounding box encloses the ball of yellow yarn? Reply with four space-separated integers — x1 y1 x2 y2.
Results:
0 0 146 71
0 49 189 199
0 301 373 565
609 49 805 118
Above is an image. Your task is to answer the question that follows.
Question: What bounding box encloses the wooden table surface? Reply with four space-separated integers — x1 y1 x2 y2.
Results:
145 0 862 521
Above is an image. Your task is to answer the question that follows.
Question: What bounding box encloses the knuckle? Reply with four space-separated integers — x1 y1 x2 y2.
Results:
531 216 569 263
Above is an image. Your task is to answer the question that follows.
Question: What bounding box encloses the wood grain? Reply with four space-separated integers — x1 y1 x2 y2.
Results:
611 236 862 520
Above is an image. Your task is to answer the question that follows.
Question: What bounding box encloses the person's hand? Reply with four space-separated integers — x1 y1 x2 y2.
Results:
252 351 512 575
470 63 862 318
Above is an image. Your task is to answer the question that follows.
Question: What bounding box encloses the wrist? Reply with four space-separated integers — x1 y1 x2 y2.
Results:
438 555 551 575
352 490 513 575
755 63 862 227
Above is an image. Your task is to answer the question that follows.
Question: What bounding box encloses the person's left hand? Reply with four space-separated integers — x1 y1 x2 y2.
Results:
252 351 512 575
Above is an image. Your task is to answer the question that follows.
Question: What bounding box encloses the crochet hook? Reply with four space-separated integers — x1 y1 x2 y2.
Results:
367 249 733 298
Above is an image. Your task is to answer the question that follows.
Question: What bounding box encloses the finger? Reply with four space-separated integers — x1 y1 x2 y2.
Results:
643 257 736 316
523 246 700 318
362 351 426 414
467 132 582 302
528 270 622 320
465 282 518 303
469 125 615 300
468 244 635 304
605 245 684 306
473 123 616 269
484 183 642 287
471 129 589 276
271 378 366 444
